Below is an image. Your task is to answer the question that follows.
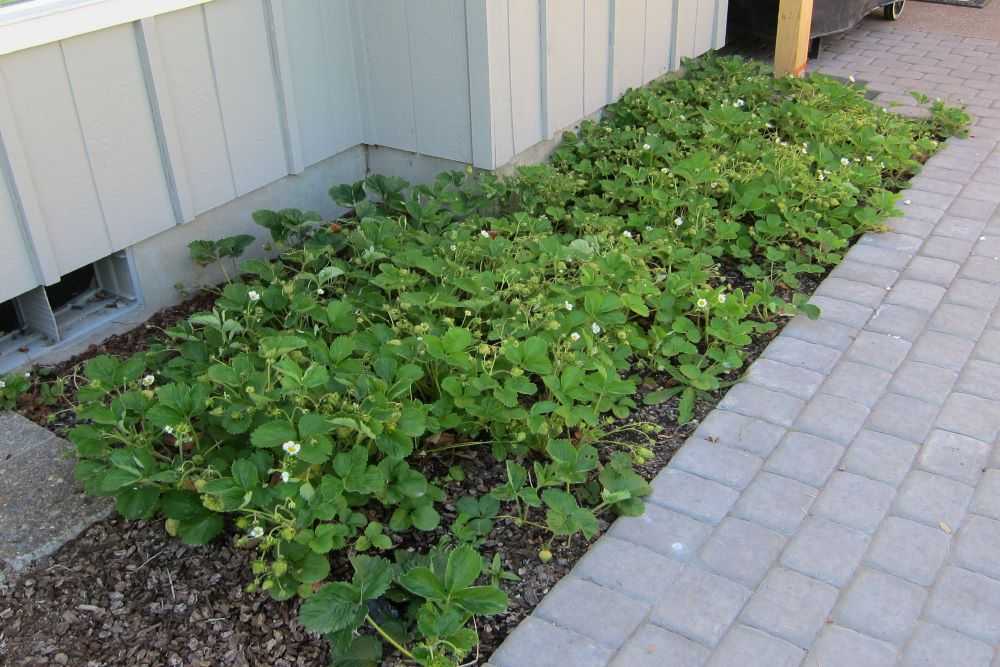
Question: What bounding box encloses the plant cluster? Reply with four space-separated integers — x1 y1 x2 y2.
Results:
0 370 30 411
62 56 962 665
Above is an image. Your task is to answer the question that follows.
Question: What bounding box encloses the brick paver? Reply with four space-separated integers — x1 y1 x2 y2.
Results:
491 19 1000 667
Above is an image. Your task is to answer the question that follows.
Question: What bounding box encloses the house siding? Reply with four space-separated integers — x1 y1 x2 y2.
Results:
0 0 727 306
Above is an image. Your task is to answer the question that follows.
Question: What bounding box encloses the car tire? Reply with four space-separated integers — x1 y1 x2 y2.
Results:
884 0 905 20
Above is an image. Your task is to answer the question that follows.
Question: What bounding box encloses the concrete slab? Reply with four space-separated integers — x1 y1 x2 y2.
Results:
0 413 112 577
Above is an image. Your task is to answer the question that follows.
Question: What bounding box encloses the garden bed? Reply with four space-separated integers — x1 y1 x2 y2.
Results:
0 55 965 666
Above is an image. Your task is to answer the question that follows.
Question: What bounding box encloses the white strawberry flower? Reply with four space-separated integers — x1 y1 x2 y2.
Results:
564 301 574 311
316 288 325 296
642 143 651 151
840 157 850 166
674 217 684 227
591 322 602 335
734 99 745 108
248 290 260 303
281 471 291 483
249 526 264 539
480 230 490 238
570 332 581 342
718 293 727 304
622 230 633 239
142 374 155 387
282 441 301 456
697 298 708 309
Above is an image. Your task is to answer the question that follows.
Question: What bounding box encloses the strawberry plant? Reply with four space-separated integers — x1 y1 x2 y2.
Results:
62 55 964 665
0 371 29 411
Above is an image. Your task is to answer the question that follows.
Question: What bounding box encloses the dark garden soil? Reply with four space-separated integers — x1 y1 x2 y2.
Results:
0 267 804 666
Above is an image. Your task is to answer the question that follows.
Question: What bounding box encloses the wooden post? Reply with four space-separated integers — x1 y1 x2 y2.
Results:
774 0 814 77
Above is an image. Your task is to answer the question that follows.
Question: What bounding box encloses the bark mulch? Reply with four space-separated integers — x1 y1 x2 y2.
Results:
0 274 805 666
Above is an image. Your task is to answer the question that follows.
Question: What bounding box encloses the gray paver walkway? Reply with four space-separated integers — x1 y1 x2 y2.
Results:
0 412 111 578
490 18 1000 667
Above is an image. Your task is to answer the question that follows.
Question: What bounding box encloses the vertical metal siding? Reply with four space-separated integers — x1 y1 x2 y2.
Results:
583 0 612 116
408 0 473 162
694 0 716 56
674 0 697 68
642 0 674 83
544 0 585 138
153 6 236 214
484 0 516 167
203 0 287 197
611 0 646 97
62 24 176 250
0 0 726 304
0 43 112 277
466 0 496 169
277 0 363 170
0 164 37 301
357 0 417 152
507 0 544 154
713 0 729 49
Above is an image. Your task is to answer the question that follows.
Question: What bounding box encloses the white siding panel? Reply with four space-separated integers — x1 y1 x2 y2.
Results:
357 0 416 152
486 0 514 167
0 169 37 302
267 0 307 174
642 0 673 82
583 0 611 116
694 0 715 55
204 0 286 196
62 24 175 250
545 0 585 136
407 0 472 162
281 0 334 167
611 0 645 97
466 0 494 168
154 6 235 214
714 0 728 49
318 1 363 158
673 0 697 68
278 0 362 169
137 16 196 222
507 0 544 153
0 68 59 286
0 43 111 276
